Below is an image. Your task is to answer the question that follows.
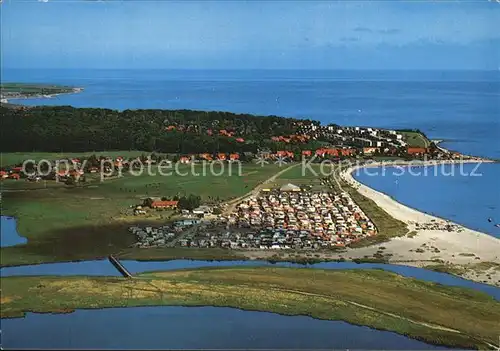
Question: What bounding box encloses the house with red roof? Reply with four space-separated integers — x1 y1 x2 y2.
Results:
341 149 355 157
179 156 191 164
69 170 84 177
199 153 213 161
219 130 234 137
327 149 340 157
363 147 378 155
407 147 428 155
315 148 326 157
150 200 179 209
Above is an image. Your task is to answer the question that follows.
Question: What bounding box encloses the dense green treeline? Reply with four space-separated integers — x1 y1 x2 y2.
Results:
1 106 322 154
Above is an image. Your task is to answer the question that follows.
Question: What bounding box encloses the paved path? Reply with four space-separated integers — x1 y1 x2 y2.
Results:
223 163 300 215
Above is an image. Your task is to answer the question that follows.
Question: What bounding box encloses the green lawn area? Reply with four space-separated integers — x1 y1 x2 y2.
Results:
0 163 285 265
2 267 499 349
272 163 330 190
344 181 408 245
101 163 282 201
1 151 149 167
399 131 431 148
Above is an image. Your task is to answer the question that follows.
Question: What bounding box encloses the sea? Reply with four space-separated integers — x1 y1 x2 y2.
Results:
3 68 499 236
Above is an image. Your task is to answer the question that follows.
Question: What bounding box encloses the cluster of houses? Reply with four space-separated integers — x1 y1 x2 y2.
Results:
210 184 377 249
128 184 377 250
165 125 246 143
129 219 202 248
296 124 409 149
179 153 242 164
223 184 376 246
0 155 169 182
0 168 23 180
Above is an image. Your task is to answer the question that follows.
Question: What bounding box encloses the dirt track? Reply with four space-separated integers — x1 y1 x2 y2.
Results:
223 163 300 215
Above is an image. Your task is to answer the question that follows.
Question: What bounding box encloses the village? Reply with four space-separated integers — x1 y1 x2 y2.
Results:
129 182 377 250
0 125 468 183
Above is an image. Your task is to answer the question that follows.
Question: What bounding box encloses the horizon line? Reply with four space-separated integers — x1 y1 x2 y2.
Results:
2 67 499 72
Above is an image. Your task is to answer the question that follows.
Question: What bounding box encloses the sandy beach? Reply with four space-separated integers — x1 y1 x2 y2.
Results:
340 160 500 286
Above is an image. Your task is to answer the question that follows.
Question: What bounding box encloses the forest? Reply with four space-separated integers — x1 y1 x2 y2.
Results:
0 106 324 154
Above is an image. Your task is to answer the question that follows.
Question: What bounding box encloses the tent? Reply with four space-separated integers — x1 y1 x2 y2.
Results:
279 183 301 192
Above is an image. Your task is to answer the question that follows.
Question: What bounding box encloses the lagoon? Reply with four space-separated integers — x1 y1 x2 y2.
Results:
0 306 450 350
0 216 27 247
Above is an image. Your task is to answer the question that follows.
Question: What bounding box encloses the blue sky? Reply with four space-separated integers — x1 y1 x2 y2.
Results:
1 0 499 69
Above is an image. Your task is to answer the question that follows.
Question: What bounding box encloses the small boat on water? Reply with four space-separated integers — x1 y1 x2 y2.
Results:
495 224 500 228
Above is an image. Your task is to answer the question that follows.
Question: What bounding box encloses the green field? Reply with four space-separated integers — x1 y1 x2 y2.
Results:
2 267 499 349
0 163 287 265
399 131 431 148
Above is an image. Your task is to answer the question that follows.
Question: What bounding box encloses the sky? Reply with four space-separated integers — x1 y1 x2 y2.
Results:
1 0 499 70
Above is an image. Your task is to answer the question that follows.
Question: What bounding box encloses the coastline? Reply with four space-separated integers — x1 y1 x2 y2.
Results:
340 159 500 285
0 87 84 104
